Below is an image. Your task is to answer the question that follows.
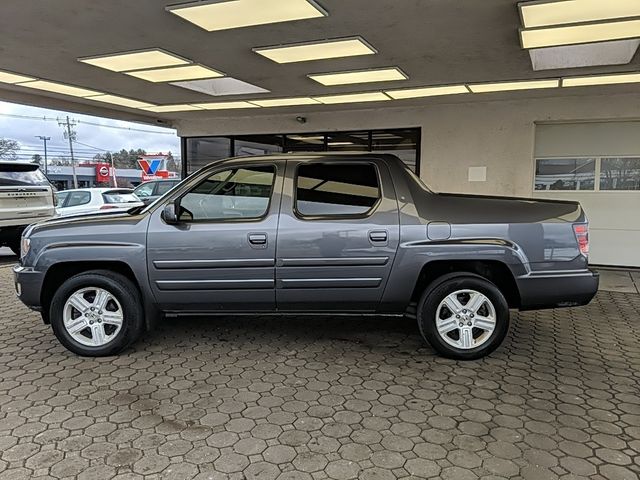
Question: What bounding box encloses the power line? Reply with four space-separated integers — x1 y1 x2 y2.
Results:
0 112 177 135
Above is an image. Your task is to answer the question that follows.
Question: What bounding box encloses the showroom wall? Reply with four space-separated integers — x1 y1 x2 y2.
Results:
175 91 640 197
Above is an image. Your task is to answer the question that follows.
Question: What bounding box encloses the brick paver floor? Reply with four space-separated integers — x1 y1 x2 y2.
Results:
1 265 639 479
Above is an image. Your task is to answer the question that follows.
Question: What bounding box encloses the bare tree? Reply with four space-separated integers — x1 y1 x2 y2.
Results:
0 139 20 160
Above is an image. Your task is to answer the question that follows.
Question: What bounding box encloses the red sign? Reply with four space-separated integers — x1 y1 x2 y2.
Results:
96 163 111 183
142 170 170 182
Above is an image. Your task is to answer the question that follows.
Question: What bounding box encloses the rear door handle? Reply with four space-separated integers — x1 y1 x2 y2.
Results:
369 230 388 244
248 232 268 248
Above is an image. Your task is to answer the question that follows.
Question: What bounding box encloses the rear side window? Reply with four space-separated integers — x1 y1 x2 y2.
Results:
0 163 49 187
156 181 178 196
66 191 91 207
295 163 381 217
103 191 140 204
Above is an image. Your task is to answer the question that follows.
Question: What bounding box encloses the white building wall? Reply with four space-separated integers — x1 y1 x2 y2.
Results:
175 92 640 197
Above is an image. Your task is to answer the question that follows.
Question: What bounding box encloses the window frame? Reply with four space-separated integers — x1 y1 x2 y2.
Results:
292 161 383 221
175 163 278 224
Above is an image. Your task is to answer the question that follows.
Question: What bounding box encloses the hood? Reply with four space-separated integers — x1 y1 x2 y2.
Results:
27 210 147 237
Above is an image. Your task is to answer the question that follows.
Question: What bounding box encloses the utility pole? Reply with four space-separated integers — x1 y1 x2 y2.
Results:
35 136 51 175
58 116 78 188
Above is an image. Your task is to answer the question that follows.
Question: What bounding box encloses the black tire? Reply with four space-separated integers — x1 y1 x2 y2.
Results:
49 270 144 356
417 273 509 360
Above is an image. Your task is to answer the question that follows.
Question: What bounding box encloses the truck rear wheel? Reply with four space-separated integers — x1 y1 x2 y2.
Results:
417 274 509 360
49 270 144 357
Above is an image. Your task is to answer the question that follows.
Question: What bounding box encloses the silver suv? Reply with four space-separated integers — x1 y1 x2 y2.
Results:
0 161 56 255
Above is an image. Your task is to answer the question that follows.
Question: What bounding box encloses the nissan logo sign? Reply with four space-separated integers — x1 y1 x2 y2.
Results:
99 166 109 176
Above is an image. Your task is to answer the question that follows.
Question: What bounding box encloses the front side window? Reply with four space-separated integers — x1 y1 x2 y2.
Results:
295 163 381 217
180 165 275 221
534 158 596 191
66 191 91 207
134 182 155 198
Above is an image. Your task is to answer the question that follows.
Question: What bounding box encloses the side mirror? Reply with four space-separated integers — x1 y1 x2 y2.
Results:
162 202 180 224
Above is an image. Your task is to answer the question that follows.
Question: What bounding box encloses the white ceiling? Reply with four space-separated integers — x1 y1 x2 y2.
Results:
0 0 638 125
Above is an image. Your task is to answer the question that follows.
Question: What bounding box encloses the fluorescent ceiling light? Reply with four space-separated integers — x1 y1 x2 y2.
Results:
90 95 155 109
520 0 640 28
529 39 640 70
79 49 189 72
313 92 390 104
309 67 407 86
143 104 204 112
192 101 260 110
385 85 469 99
167 0 327 32
468 79 560 93
521 19 640 49
127 65 224 82
0 70 36 84
250 97 320 107
254 37 376 63
19 80 102 97
562 72 640 87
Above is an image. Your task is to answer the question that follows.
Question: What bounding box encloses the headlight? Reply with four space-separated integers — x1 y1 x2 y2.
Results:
20 237 31 258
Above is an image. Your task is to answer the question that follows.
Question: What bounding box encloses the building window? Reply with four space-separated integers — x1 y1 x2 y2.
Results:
534 158 596 191
371 128 419 173
183 128 421 176
600 157 640 191
186 137 231 174
234 135 283 156
295 163 380 217
180 165 275 222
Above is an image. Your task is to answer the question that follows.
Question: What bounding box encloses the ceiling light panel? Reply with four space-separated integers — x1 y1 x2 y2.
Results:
250 97 320 107
313 92 390 104
79 49 189 72
19 80 102 97
385 85 469 99
562 72 640 87
0 70 36 84
521 19 640 49
143 104 204 112
126 64 224 82
520 0 640 29
90 95 155 108
468 79 560 93
309 68 407 86
192 101 260 110
167 0 327 32
254 37 376 63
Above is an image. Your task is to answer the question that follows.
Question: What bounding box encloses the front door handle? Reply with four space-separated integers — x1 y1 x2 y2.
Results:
248 232 268 248
369 230 388 244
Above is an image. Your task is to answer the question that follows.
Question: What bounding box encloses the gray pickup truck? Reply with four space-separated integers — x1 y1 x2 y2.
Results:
13 153 598 360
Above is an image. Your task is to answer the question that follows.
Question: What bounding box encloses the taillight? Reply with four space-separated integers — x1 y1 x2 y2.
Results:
573 223 589 256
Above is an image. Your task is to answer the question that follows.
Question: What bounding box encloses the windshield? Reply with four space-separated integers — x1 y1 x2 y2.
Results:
0 163 50 187
103 191 140 204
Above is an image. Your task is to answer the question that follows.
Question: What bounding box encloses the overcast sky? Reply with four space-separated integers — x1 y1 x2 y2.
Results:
0 100 180 163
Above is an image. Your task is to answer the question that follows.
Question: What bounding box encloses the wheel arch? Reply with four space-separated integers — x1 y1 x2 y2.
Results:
40 261 157 329
410 259 521 309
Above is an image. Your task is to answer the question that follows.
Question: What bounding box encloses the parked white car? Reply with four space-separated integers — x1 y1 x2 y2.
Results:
0 161 56 255
56 188 143 217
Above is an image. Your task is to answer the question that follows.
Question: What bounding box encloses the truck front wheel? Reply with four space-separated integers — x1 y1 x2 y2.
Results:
417 274 510 360
49 270 144 356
